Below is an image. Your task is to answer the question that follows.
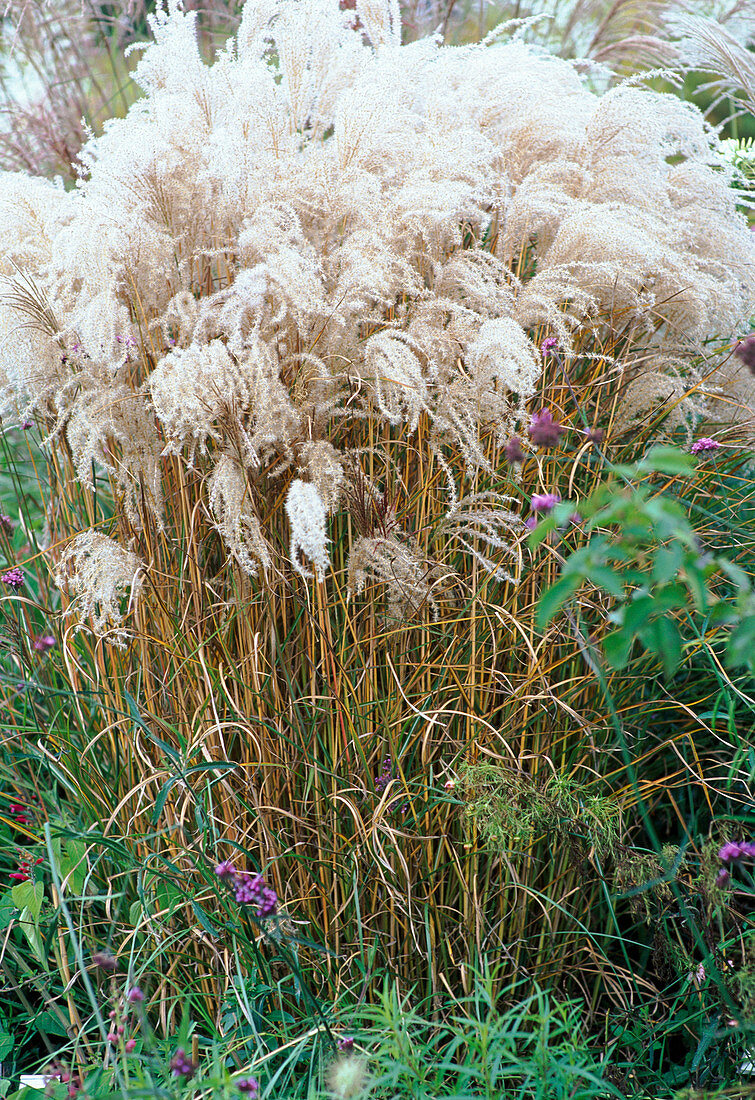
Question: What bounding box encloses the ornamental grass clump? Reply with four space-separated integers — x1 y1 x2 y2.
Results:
0 0 753 1014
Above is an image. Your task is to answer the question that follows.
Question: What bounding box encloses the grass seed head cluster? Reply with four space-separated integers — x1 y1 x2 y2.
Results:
0 0 751 609
0 0 754 1013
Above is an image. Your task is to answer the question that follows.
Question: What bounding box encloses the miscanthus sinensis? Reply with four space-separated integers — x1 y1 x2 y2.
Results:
0 0 752 629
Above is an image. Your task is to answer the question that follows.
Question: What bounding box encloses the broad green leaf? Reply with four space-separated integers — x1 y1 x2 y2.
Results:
727 614 755 670
685 566 711 612
640 617 682 677
535 574 581 629
0 1029 13 1060
718 557 751 591
60 838 88 896
652 543 682 584
603 628 634 669
16 911 48 970
11 881 44 922
526 515 557 549
637 446 696 476
587 566 625 598
0 896 15 929
623 596 657 635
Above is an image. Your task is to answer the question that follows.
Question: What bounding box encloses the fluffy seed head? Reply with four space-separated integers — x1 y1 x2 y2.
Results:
285 479 329 580
326 1054 369 1100
53 532 144 644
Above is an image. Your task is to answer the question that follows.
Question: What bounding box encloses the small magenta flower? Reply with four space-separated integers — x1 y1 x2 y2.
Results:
687 962 705 984
1 566 24 590
716 868 731 887
528 408 564 447
0 515 14 534
337 1037 355 1053
237 1078 259 1097
531 492 561 514
585 427 604 445
719 840 755 863
540 336 559 358
32 634 55 652
169 1048 196 1079
21 419 33 430
124 1038 136 1054
126 986 144 1004
214 860 236 880
504 436 525 464
690 437 722 455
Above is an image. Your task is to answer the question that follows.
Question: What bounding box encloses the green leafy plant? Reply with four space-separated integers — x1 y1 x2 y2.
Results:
532 446 755 678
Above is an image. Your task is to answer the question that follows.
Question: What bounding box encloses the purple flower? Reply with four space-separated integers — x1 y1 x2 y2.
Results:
1 567 24 590
32 634 55 652
504 436 525 464
126 986 144 1004
524 516 537 530
169 1049 196 1079
214 860 237 880
531 492 561 514
540 337 559 358
0 515 14 534
92 951 118 972
734 334 755 373
21 419 33 430
246 873 278 918
237 1078 259 1098
719 840 755 863
375 755 393 794
585 427 604 445
690 437 722 455
337 1037 355 1053
528 408 564 447
716 868 731 888
225 868 278 918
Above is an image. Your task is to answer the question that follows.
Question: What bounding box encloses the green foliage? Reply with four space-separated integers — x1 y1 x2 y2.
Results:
460 764 621 862
533 446 755 679
351 971 619 1100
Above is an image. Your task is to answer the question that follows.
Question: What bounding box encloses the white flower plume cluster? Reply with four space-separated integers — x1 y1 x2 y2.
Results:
53 532 144 644
0 0 752 622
